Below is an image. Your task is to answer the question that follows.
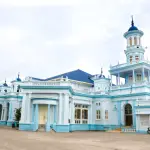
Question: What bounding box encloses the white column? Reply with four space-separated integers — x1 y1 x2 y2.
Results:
26 94 31 123
111 75 112 86
2 102 7 121
116 76 118 85
133 69 135 83
1 108 4 120
71 100 74 124
90 102 92 124
20 94 26 123
58 93 62 124
142 68 145 82
53 105 56 124
63 94 69 124
47 104 50 124
118 73 120 85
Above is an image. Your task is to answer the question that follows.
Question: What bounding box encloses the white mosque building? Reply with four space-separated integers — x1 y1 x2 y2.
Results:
0 18 150 133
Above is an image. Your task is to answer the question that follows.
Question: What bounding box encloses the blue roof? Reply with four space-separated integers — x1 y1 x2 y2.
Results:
32 69 94 84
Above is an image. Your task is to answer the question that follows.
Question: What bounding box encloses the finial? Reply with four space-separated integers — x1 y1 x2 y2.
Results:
131 15 134 26
18 72 20 78
101 68 103 75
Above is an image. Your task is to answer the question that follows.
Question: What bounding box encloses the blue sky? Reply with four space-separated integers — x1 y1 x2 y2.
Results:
0 0 150 83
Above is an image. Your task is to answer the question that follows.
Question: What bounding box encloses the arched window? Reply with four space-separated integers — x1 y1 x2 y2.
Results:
134 37 137 45
129 37 132 46
124 103 133 126
130 56 132 63
135 56 139 62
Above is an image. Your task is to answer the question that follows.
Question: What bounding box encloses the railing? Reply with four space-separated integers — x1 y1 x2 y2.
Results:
111 81 150 90
110 60 150 70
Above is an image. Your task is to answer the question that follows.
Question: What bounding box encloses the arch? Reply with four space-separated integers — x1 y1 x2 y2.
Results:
134 37 137 45
124 104 133 126
0 104 2 120
129 37 132 46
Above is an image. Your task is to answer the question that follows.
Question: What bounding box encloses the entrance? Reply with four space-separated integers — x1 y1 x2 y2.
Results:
38 104 48 129
124 104 133 126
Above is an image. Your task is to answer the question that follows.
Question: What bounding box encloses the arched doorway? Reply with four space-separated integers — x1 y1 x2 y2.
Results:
124 104 133 126
0 104 2 120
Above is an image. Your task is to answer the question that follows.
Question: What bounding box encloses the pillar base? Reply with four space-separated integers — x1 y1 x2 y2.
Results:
19 123 34 131
0 121 7 126
45 124 51 132
54 125 70 132
7 121 14 126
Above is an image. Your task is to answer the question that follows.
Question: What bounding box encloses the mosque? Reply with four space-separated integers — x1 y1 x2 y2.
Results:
0 18 150 133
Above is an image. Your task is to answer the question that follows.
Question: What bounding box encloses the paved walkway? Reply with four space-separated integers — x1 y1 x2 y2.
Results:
0 127 150 150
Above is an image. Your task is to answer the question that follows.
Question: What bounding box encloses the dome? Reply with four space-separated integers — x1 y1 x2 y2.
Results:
128 16 139 32
16 77 21 82
3 80 8 87
16 73 21 82
128 26 138 31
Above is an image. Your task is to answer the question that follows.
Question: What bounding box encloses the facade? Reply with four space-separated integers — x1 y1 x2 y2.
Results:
0 18 150 133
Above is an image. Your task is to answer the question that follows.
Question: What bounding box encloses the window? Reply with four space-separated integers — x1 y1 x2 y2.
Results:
137 74 141 81
135 56 139 62
96 110 101 120
74 104 88 124
130 56 132 63
105 110 108 119
129 37 132 46
140 115 149 126
134 37 137 45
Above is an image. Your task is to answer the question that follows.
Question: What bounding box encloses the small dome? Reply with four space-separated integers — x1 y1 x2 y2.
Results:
3 80 8 87
16 73 21 82
128 16 139 32
128 26 138 31
99 74 105 78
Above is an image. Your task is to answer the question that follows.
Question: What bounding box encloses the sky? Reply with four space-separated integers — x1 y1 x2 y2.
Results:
0 0 150 83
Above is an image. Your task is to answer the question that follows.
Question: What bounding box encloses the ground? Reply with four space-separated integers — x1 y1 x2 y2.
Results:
0 128 150 150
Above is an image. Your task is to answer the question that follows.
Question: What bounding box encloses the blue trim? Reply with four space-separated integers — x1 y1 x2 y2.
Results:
20 85 150 99
32 98 58 101
0 121 7 125
19 123 34 131
135 106 150 108
0 95 23 99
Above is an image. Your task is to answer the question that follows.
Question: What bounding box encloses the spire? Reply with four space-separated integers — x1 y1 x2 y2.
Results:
101 68 103 75
5 79 6 84
18 72 20 78
131 15 134 27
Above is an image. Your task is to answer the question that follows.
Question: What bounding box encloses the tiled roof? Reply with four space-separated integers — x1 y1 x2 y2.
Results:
32 69 93 84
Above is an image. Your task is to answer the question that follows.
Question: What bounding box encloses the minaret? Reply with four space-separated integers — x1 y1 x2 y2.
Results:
124 16 144 64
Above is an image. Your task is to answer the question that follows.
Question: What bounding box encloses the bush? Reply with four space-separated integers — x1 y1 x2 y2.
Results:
15 108 21 122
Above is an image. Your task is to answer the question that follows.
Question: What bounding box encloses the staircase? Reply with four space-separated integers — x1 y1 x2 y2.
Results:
107 128 121 133
121 127 136 133
107 127 136 133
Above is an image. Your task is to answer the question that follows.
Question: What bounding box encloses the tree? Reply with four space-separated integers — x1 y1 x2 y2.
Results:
15 108 21 122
